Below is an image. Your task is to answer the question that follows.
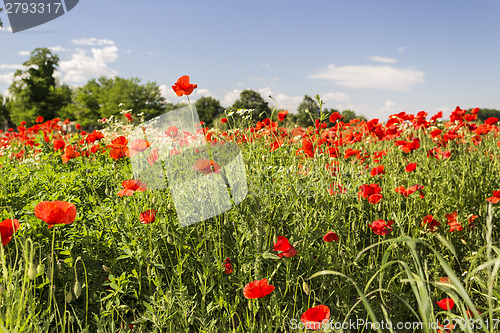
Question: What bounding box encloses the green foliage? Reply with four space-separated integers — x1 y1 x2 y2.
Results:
476 108 500 123
231 89 271 122
195 96 224 127
296 95 319 127
0 94 12 130
8 48 72 126
59 76 166 129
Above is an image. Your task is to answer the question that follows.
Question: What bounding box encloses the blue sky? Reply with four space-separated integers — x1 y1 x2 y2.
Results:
1 0 499 120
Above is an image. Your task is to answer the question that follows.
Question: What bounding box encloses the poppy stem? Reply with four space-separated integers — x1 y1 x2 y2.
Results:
48 227 56 312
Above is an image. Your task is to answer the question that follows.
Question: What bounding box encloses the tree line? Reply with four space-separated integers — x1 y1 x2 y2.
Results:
3 48 496 131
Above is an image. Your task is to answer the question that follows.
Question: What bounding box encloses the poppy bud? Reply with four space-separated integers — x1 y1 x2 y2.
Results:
105 187 110 197
461 239 467 245
167 202 172 210
28 263 37 280
0 283 3 296
74 281 82 299
152 196 157 205
37 263 44 275
167 235 173 244
102 265 110 273
302 281 310 295
262 155 266 162
65 291 73 303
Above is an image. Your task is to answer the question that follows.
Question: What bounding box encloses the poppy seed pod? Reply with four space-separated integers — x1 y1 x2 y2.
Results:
28 263 37 280
65 291 73 303
74 281 82 299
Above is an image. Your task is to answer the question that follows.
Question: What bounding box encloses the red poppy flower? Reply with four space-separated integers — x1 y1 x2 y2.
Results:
221 118 228 124
118 179 147 197
278 111 288 122
329 112 343 123
165 126 179 138
222 258 233 274
436 298 455 310
421 215 440 232
273 236 298 258
301 305 330 331
446 211 463 232
35 116 44 123
124 113 133 122
405 162 417 172
139 209 156 224
358 184 383 204
147 148 159 166
486 190 500 204
243 279 275 299
439 277 451 283
172 75 197 97
370 165 385 177
53 139 66 151
0 219 20 246
129 139 151 157
62 146 81 164
368 219 394 236
34 201 77 228
192 159 221 175
323 231 339 242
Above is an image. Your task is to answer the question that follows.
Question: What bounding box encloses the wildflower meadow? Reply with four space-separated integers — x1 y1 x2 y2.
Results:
0 75 499 332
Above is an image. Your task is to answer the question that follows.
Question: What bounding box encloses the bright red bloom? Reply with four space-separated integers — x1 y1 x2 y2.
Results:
221 118 228 124
273 236 297 258
53 139 66 151
368 219 394 236
34 201 77 228
439 277 451 283
62 146 81 164
486 190 500 204
358 184 383 204
323 231 339 242
405 162 417 172
446 211 463 232
35 116 44 123
277 110 288 122
370 165 385 177
192 159 221 175
243 279 275 299
139 209 157 224
329 112 343 123
222 258 233 274
0 219 20 246
108 136 129 160
124 113 133 122
118 179 147 197
421 215 440 232
485 117 498 125
436 298 455 310
301 305 330 331
172 75 197 97
75 124 82 130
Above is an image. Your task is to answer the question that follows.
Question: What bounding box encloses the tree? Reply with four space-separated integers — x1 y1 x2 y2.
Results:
195 96 224 126
8 48 72 125
475 108 500 123
60 76 167 129
296 95 319 128
341 109 366 122
232 89 270 122
0 7 3 28
0 94 12 130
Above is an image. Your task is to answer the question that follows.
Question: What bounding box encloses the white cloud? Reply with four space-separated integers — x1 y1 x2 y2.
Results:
367 56 398 64
0 64 23 70
0 72 14 85
322 92 351 103
49 46 71 53
0 26 12 33
58 46 119 83
308 64 424 91
71 38 115 46
379 100 398 114
18 51 30 56
221 89 242 107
